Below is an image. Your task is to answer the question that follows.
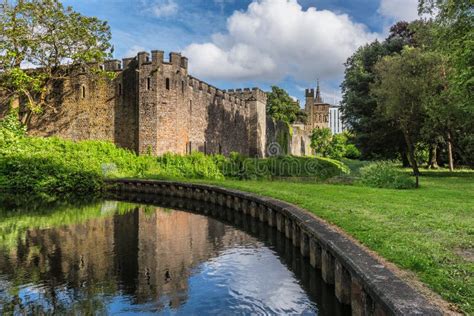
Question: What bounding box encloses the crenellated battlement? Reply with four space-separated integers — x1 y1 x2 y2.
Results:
117 50 189 70
305 88 315 98
224 87 267 103
186 75 251 107
104 60 121 71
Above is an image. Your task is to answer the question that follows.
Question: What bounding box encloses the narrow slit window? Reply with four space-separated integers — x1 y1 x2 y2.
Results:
81 86 86 98
189 100 192 114
147 77 151 90
118 83 122 96
182 80 185 94
166 78 170 90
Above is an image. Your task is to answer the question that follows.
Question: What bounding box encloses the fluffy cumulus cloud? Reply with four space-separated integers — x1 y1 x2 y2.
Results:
183 0 379 82
378 0 419 22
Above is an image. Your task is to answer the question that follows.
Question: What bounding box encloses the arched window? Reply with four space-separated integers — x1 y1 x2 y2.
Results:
166 78 170 90
81 85 86 98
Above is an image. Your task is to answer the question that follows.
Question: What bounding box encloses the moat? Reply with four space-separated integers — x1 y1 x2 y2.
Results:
0 197 350 315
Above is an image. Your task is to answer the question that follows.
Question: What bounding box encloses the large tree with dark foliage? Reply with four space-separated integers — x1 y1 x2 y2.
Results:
418 0 474 167
372 47 444 175
340 22 419 162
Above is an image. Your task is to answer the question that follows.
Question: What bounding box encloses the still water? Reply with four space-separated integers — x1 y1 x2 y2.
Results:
0 197 350 315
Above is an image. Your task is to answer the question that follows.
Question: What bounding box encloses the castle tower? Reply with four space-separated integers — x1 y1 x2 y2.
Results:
135 50 190 155
305 88 314 113
304 79 330 131
247 88 267 157
137 51 160 154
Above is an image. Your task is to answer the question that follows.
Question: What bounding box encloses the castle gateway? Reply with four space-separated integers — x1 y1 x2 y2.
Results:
3 50 340 157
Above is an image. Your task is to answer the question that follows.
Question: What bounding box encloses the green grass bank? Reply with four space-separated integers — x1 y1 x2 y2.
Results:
197 173 473 314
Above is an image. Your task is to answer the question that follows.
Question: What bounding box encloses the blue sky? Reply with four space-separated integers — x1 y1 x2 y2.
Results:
64 0 419 104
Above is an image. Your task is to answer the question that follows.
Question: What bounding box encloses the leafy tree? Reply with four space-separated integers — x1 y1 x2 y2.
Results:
340 40 406 161
340 21 436 164
326 133 347 159
372 47 443 175
267 86 307 124
326 131 361 160
0 0 113 123
418 0 474 167
310 128 332 157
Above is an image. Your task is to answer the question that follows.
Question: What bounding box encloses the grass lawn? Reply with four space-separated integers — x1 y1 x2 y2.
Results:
195 170 473 314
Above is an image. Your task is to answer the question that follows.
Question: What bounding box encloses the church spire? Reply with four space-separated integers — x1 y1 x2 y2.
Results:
315 79 322 103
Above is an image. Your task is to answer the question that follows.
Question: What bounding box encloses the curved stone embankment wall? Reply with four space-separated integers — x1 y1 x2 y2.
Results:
106 179 442 316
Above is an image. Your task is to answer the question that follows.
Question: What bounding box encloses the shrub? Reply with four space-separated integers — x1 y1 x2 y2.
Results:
0 119 157 195
344 144 361 159
222 155 349 180
153 152 225 180
359 161 416 189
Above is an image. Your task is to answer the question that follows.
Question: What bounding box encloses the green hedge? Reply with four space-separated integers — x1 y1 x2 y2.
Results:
222 154 349 180
150 152 226 180
0 136 156 195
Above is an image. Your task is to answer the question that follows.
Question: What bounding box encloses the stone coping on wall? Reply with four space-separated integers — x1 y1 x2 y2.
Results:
105 179 442 316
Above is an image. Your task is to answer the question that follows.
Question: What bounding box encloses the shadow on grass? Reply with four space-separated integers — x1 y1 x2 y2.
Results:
420 170 474 178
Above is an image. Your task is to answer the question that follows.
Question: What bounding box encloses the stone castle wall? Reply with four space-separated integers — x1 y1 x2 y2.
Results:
4 50 268 157
26 66 118 143
266 118 311 156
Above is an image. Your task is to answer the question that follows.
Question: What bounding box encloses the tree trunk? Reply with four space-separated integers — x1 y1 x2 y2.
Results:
447 131 454 172
428 143 439 169
436 144 444 167
403 131 420 176
401 148 411 167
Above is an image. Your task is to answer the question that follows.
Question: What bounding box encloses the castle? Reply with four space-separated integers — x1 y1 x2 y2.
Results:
305 81 330 130
19 50 267 157
304 81 344 134
2 50 341 157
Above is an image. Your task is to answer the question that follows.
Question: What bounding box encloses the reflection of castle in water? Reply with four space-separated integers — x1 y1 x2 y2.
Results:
1 206 256 311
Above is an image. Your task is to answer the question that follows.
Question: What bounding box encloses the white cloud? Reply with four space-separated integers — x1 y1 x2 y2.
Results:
150 0 178 17
125 45 146 57
183 0 379 82
378 0 419 22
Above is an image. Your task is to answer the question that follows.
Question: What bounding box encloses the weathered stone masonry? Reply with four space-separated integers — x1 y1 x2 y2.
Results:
16 50 267 157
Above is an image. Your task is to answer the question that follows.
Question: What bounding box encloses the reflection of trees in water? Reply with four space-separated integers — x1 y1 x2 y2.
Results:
0 201 253 314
